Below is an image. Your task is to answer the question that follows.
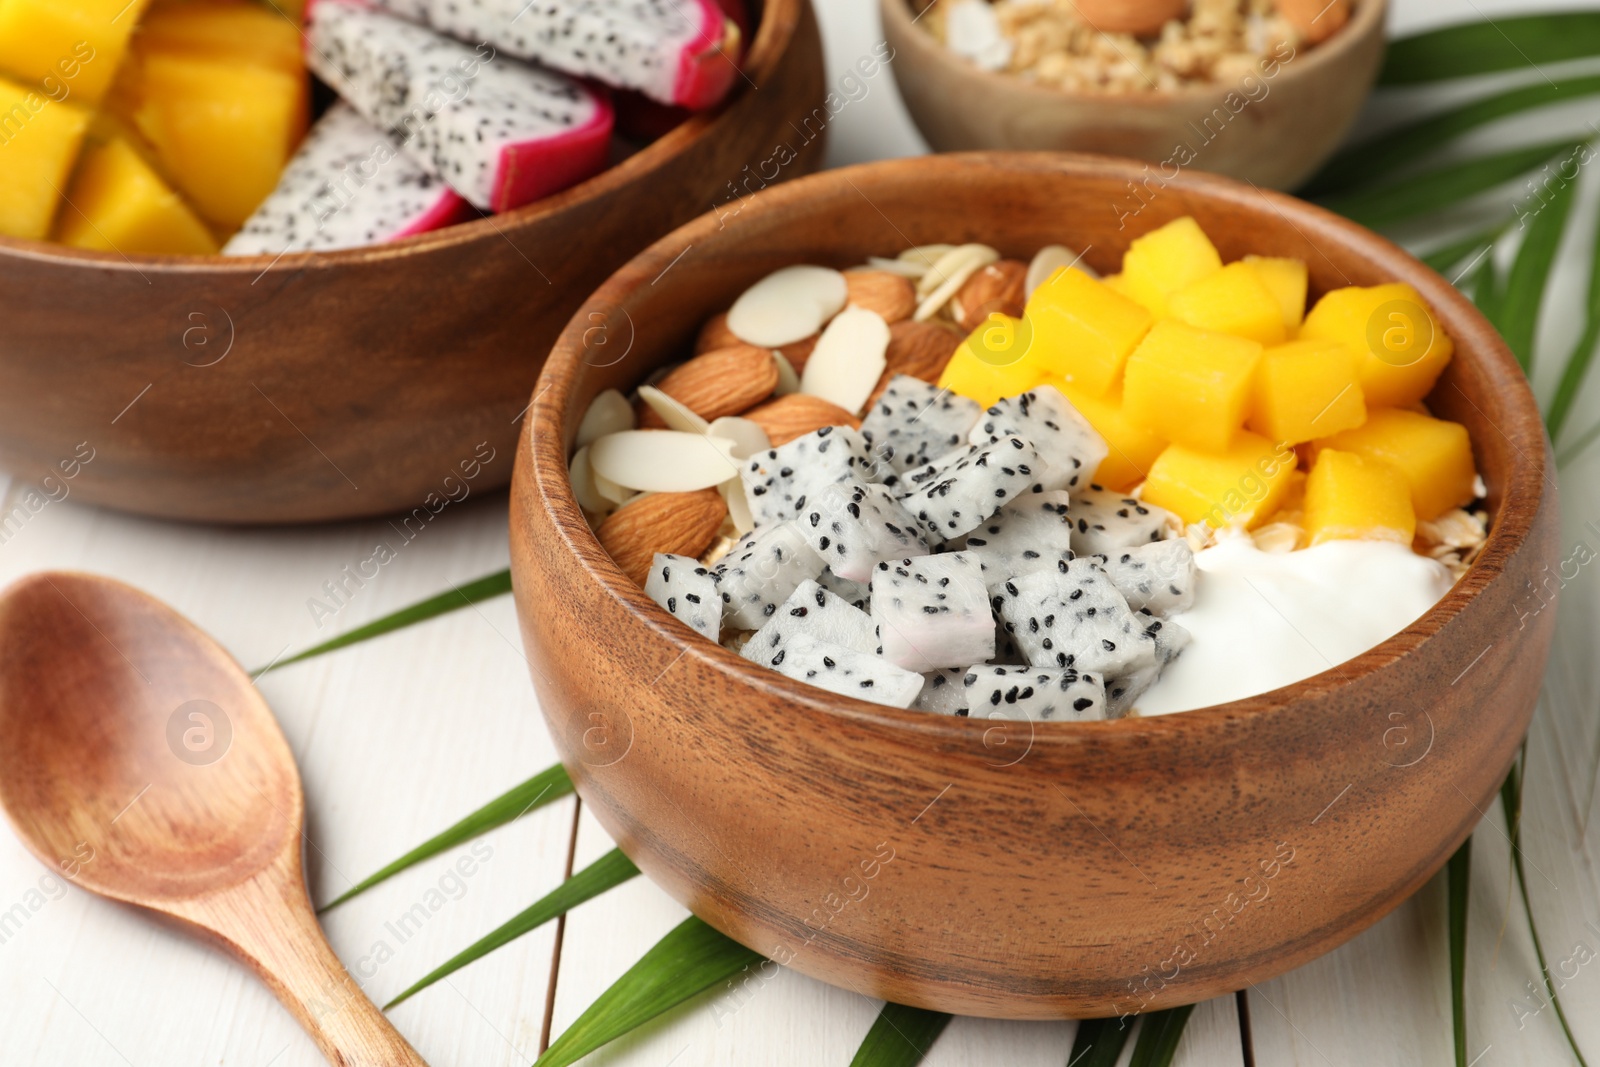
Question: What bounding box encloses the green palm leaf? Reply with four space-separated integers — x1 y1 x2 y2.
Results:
1320 140 1574 230
320 762 573 911
1127 1005 1194 1067
1380 13 1600 85
1557 417 1600 467
1490 148 1582 371
1066 1017 1134 1067
1547 196 1600 439
536 916 764 1067
1421 228 1503 277
848 1003 952 1066
1447 841 1472 1067
387 848 639 1009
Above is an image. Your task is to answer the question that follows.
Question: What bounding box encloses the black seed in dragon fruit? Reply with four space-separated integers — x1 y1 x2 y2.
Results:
899 436 1043 542
225 104 473 255
955 489 1075 594
795 480 928 582
765 634 925 709
962 665 1107 722
643 553 721 641
860 376 984 474
712 522 825 631
1093 540 1197 616
742 426 876 528
305 0 614 212
913 668 970 715
870 552 995 672
367 0 742 109
741 579 880 666
817 568 871 612
1069 484 1177 557
995 559 1158 677
1107 614 1192 717
967 387 1108 493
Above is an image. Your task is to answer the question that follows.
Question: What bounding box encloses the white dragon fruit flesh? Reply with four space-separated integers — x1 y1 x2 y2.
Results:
742 426 876 527
913 668 970 715
860 376 984 474
962 665 1107 722
643 552 721 640
1069 484 1177 557
712 521 825 630
1107 614 1191 717
305 0 614 212
899 436 1043 543
1094 539 1197 616
967 387 1108 493
994 559 1159 678
956 489 1074 594
225 103 472 255
870 552 995 672
741 579 881 667
795 480 928 582
766 634 924 709
369 0 742 109
817 568 871 611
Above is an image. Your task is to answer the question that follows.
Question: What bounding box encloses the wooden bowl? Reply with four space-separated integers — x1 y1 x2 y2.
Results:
0 0 824 525
880 0 1387 191
509 153 1559 1019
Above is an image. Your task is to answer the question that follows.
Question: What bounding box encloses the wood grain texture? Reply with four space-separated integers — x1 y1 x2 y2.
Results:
509 153 1561 1019
0 0 826 526
879 0 1388 191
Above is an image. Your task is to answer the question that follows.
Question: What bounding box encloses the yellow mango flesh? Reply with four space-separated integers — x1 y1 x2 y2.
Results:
1123 321 1263 452
1142 432 1299 530
54 135 217 254
1168 261 1289 346
1299 283 1454 409
1304 449 1416 546
0 76 90 239
1242 255 1309 331
938 314 1045 409
138 0 304 74
1247 339 1366 445
0 0 151 106
1310 408 1477 521
1023 267 1155 396
1101 272 1135 299
1056 382 1166 491
1120 216 1223 318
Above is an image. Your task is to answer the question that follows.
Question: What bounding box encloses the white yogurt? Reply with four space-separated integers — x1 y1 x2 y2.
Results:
1137 533 1456 716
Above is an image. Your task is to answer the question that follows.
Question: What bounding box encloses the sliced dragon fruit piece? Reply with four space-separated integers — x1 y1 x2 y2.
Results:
1108 614 1191 717
817 567 871 611
860 376 984 475
962 665 1107 722
956 489 1075 594
225 104 473 255
995 559 1158 677
712 522 825 630
899 436 1043 543
1070 484 1177 557
643 552 721 641
967 387 1108 493
870 553 994 673
914 668 970 715
742 426 876 527
1094 540 1197 616
369 0 741 109
305 0 614 212
766 634 925 709
796 480 928 582
741 579 880 666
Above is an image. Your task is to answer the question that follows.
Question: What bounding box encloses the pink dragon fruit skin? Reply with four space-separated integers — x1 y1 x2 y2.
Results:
369 0 741 110
305 0 615 213
224 103 474 255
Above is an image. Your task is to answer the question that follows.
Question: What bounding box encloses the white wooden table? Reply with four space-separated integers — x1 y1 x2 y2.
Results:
4 1 1600 1063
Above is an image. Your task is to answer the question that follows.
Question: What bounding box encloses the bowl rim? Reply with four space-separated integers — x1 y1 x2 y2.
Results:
522 150 1550 746
0 0 803 272
878 0 1388 107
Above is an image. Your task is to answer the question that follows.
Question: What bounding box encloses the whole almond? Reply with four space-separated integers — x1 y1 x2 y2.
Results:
743 394 862 446
637 344 780 428
1275 0 1349 42
845 270 918 323
599 488 727 585
777 334 819 374
1072 0 1185 36
865 320 965 408
694 311 741 354
951 260 1028 330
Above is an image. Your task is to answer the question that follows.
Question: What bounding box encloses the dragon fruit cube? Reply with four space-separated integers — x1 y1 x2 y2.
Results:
956 489 1075 594
1070 484 1176 556
766 634 925 708
861 376 984 474
1094 539 1197 616
795 479 928 582
967 386 1108 493
742 426 876 527
871 552 995 672
817 567 871 611
712 522 826 631
913 668 971 715
995 559 1158 677
962 665 1107 722
644 553 721 640
900 436 1044 542
1107 614 1191 717
742 579 880 666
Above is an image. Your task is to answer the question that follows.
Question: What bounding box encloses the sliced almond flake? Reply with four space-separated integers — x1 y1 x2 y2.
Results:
865 256 927 279
726 265 848 348
798 305 891 415
771 349 800 395
719 476 755 535
592 467 637 506
589 429 739 493
915 243 999 298
899 244 958 271
700 532 739 569
1251 522 1304 554
637 385 710 434
576 388 634 447
914 244 1001 321
569 445 612 516
1026 245 1092 297
707 416 770 459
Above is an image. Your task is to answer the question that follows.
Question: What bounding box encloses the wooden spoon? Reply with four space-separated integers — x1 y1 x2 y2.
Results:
0 572 426 1067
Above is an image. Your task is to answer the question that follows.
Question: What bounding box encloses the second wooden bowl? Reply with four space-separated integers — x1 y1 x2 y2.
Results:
510 153 1558 1018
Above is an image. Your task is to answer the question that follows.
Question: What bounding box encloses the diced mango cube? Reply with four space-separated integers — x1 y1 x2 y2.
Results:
1304 449 1416 546
1243 255 1309 331
1123 321 1263 452
1299 283 1454 409
1102 272 1135 299
54 135 217 255
0 75 90 239
1142 432 1299 530
1310 408 1477 521
1247 339 1366 445
1023 267 1155 396
939 314 1045 409
0 0 152 106
1168 261 1289 345
1056 382 1167 491
138 0 304 75
1120 216 1223 318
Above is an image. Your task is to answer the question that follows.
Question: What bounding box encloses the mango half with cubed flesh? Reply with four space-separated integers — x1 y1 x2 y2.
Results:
0 0 152 106
54 134 218 254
